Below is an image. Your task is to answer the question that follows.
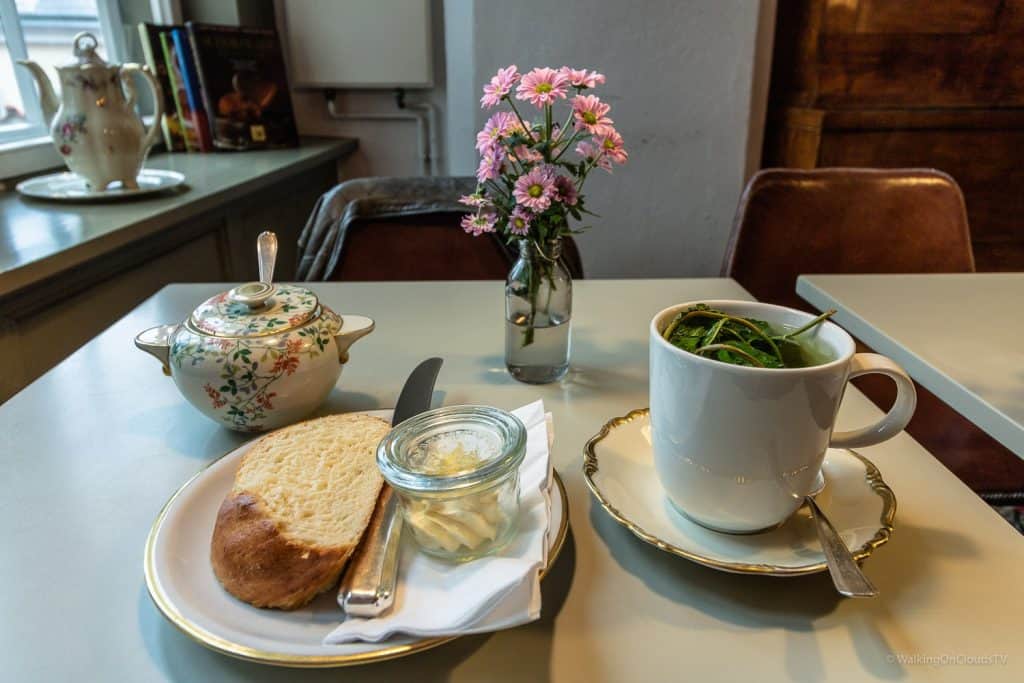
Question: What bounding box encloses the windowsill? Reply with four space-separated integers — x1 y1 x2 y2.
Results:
0 136 62 188
0 136 358 299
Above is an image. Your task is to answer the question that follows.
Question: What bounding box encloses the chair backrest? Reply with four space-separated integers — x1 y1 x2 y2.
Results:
327 212 585 281
721 168 975 310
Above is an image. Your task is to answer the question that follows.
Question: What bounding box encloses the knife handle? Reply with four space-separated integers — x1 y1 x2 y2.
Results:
340 486 403 617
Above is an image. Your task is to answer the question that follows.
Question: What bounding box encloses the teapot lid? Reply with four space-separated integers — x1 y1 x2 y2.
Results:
67 32 108 68
188 283 322 338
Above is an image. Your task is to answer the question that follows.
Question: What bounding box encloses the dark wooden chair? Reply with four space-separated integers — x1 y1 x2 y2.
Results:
722 167 1024 496
327 211 584 282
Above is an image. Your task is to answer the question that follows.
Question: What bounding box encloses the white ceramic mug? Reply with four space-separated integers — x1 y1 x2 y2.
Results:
649 300 916 534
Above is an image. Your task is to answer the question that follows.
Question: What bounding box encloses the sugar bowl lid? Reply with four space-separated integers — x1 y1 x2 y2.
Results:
189 283 320 338
187 231 322 338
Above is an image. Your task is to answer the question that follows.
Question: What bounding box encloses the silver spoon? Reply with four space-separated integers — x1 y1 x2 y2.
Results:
806 491 878 598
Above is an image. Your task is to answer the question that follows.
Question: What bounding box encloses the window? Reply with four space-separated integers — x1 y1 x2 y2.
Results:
0 0 126 148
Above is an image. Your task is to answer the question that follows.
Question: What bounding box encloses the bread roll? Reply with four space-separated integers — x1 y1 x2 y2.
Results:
210 413 390 609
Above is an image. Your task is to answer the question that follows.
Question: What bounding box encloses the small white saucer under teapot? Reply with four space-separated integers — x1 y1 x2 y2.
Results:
18 31 165 191
135 232 374 432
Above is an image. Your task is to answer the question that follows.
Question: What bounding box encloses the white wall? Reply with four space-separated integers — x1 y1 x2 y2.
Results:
286 0 448 177
285 0 773 277
461 0 770 277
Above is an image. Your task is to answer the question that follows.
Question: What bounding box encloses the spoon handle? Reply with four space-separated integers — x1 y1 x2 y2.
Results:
257 231 277 286
805 496 878 598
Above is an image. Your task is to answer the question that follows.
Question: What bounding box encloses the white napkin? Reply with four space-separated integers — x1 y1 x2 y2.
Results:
323 400 554 644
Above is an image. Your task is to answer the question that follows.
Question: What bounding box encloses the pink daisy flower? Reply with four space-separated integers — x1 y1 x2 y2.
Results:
459 192 490 208
513 165 557 212
572 95 614 135
475 111 520 153
480 65 520 109
507 207 533 236
508 144 544 165
515 68 570 108
461 211 497 236
598 129 628 165
553 175 579 206
560 67 605 89
576 140 612 171
476 147 504 183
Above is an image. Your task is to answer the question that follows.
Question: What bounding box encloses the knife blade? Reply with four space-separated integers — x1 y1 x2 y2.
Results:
339 357 443 617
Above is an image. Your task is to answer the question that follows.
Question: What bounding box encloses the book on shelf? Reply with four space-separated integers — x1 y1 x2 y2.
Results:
136 22 185 151
185 22 299 150
158 30 198 152
170 27 214 153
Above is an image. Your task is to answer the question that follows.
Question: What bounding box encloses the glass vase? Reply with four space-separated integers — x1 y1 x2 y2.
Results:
505 238 572 383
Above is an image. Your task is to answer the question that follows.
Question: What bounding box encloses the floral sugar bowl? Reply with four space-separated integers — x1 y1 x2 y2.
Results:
134 232 374 431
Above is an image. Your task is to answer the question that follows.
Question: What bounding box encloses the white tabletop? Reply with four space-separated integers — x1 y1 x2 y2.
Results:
2 280 1022 682
798 273 1024 458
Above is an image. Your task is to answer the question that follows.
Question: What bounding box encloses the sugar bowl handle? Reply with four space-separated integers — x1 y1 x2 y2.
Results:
334 316 375 364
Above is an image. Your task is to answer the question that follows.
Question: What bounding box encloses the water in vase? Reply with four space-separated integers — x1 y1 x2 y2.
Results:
505 311 571 384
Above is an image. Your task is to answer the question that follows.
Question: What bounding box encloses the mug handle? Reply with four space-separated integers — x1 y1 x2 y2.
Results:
830 353 917 449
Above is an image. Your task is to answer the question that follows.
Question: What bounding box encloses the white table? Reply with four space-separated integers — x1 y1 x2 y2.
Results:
2 280 1022 682
798 273 1024 458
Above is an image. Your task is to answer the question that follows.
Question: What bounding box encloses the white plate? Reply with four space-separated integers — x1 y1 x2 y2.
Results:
144 410 569 668
16 169 186 201
584 408 895 576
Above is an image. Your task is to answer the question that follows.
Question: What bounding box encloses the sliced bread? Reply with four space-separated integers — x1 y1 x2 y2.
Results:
210 412 391 609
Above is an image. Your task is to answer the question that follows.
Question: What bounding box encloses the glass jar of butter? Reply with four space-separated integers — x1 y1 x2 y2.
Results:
377 405 527 562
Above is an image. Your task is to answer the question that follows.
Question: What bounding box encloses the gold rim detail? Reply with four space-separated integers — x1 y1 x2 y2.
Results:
582 408 895 576
143 451 570 668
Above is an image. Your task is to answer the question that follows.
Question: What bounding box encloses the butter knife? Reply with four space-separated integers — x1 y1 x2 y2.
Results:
339 357 443 617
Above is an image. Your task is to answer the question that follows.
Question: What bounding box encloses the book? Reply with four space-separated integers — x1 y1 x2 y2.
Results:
137 23 185 151
159 30 198 152
185 22 299 150
170 27 214 152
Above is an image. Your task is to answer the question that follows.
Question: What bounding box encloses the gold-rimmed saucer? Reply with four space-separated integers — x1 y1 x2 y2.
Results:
583 408 896 576
144 410 569 668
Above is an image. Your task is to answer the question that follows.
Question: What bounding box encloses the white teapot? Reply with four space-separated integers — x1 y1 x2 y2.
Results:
134 233 375 432
18 32 164 190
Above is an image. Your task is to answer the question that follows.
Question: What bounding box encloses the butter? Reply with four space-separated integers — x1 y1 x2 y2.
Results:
404 444 508 552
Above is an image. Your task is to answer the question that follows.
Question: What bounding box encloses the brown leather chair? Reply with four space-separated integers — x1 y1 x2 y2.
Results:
722 168 1024 496
328 211 584 282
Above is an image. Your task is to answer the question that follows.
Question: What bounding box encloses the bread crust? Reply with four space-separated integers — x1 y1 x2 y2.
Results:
210 491 352 609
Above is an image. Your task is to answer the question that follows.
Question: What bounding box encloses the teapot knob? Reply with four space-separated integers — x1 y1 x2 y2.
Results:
72 32 104 65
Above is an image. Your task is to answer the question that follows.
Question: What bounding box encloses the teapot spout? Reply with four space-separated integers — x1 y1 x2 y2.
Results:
334 316 375 364
135 324 178 376
16 60 58 126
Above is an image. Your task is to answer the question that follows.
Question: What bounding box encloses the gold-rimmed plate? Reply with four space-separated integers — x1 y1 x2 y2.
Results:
144 410 569 668
583 408 895 576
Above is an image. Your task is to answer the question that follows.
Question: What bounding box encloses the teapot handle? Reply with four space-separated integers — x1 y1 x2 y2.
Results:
120 63 165 154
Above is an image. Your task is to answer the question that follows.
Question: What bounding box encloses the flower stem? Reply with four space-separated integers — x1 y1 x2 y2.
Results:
506 98 535 144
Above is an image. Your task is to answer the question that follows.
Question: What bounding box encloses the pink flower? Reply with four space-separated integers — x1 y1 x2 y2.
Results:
560 67 605 89
508 144 543 165
554 175 579 206
516 67 570 108
572 95 613 135
459 192 489 208
476 147 504 182
476 111 520 153
598 129 628 165
513 165 557 212
576 140 610 170
480 65 520 108
461 211 497 236
507 207 533 236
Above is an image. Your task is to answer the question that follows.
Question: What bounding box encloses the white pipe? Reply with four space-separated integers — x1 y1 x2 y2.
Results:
325 94 434 176
404 101 440 176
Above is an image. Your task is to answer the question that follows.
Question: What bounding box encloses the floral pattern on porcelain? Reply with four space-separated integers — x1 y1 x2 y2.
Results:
171 308 341 431
190 284 321 338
